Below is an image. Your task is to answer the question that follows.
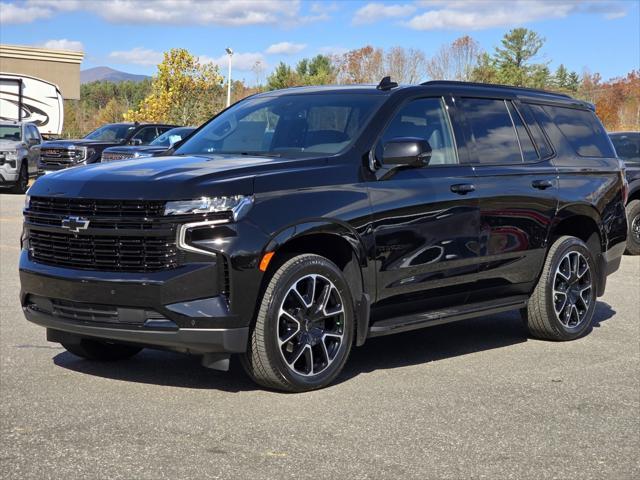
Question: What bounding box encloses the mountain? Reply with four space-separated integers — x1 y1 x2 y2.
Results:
81 67 150 84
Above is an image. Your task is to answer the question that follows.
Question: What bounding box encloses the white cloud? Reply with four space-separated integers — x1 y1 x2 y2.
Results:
109 47 164 66
39 39 84 51
1 0 330 26
353 2 416 25
201 52 267 72
266 42 307 55
0 1 54 23
406 0 628 30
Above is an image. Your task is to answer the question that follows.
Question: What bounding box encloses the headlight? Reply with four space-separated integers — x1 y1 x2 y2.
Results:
164 195 253 220
71 146 94 163
4 151 18 160
24 194 31 210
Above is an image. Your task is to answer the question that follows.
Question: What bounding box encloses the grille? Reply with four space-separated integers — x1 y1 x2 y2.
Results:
52 299 119 323
28 197 166 217
102 151 135 162
28 230 179 272
40 148 78 167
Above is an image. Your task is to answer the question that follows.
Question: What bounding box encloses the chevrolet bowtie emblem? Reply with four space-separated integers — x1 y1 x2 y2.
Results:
61 216 90 233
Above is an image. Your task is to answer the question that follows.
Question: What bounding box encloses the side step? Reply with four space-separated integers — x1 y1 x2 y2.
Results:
368 296 528 338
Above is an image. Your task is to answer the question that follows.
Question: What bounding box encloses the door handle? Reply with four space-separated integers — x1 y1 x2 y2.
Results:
450 183 476 194
531 179 554 190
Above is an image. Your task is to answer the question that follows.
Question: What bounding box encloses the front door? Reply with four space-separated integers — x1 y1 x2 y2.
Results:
368 96 480 316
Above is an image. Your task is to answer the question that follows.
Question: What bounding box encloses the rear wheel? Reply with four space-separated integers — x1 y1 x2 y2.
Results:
523 236 597 341
242 254 354 392
62 338 142 361
625 200 640 255
10 162 28 194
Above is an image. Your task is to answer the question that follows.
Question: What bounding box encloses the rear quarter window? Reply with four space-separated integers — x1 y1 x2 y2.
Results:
543 105 614 158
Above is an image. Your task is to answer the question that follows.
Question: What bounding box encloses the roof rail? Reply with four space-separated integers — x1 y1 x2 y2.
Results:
419 80 572 99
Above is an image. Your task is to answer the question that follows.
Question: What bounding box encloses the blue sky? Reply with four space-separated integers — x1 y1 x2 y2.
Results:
1 0 638 84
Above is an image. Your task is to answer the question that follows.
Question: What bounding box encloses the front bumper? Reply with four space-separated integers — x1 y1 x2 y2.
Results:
0 168 18 186
20 251 248 354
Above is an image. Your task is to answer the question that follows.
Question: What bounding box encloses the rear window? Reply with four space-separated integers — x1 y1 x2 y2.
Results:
543 105 614 158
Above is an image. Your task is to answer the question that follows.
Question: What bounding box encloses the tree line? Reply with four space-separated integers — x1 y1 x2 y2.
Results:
62 28 639 138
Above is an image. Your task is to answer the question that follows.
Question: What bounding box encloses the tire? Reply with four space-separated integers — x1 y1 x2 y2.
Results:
10 162 28 194
625 200 640 255
523 235 597 341
241 254 355 392
62 338 142 361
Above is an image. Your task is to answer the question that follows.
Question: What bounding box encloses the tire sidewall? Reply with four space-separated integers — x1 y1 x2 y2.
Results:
262 256 355 390
626 200 640 255
543 237 598 340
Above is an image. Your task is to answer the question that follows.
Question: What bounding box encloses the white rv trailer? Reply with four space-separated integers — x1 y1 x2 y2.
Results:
0 73 64 136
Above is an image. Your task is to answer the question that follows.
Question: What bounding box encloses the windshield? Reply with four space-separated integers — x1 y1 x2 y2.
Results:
150 127 194 147
84 124 136 142
0 125 21 141
175 93 385 158
610 133 640 163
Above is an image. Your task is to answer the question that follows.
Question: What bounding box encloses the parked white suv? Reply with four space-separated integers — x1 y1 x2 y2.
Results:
0 121 41 193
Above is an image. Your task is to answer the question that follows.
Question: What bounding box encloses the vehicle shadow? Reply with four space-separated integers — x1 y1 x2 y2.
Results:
51 301 617 393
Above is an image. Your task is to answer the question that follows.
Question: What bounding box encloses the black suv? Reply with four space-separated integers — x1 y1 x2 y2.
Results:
609 132 640 255
38 122 177 174
100 126 196 162
20 81 628 392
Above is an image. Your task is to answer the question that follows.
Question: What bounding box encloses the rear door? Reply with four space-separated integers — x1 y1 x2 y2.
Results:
453 96 558 302
368 96 480 314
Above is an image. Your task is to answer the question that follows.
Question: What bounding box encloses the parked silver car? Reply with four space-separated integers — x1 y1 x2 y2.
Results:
0 121 41 193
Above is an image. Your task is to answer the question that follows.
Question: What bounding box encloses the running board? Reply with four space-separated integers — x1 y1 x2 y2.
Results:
368 296 528 338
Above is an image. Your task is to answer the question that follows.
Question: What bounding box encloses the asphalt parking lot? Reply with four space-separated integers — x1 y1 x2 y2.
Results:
1 192 638 480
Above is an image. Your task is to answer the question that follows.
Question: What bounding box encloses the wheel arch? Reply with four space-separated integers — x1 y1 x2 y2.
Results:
259 220 372 347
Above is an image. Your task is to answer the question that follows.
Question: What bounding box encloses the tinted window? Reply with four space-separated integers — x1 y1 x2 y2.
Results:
519 103 553 158
380 97 457 166
459 98 522 165
544 105 615 158
133 127 159 144
506 102 538 162
609 133 640 163
0 125 21 141
85 124 136 141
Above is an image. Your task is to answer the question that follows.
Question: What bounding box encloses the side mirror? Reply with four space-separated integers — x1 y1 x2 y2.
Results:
382 138 432 168
130 138 143 146
28 138 39 146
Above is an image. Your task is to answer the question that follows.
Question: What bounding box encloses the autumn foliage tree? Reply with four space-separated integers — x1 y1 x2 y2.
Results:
427 36 482 81
125 48 224 126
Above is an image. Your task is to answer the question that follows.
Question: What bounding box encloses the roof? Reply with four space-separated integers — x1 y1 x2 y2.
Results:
0 43 84 64
259 80 589 108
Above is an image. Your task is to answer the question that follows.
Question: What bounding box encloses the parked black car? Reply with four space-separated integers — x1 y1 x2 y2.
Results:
37 122 177 174
21 80 627 392
609 131 640 255
101 126 196 162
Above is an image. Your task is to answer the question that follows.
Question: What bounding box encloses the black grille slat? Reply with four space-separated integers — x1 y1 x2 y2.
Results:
29 230 178 272
29 197 166 218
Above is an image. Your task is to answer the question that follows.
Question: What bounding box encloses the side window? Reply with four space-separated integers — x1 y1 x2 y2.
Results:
543 105 615 158
519 103 554 158
380 97 457 166
458 98 522 165
133 127 159 144
506 102 538 162
28 126 41 144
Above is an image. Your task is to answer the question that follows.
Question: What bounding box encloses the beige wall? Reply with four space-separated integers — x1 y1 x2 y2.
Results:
0 44 84 100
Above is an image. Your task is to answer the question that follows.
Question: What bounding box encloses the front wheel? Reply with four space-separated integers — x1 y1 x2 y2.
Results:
10 162 28 194
242 254 354 392
523 236 597 341
625 200 640 255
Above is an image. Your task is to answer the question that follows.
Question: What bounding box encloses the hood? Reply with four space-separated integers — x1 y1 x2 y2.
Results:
41 139 123 148
0 140 24 150
28 154 328 200
102 145 169 156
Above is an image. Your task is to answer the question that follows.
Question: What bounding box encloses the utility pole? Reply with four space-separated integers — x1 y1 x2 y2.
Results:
225 47 233 107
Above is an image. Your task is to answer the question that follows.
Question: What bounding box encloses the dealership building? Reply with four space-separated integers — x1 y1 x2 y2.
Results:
0 43 84 100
